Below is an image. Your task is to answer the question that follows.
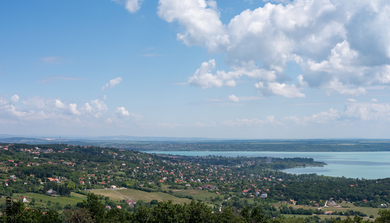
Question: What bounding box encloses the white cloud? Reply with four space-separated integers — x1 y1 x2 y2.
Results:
303 109 340 124
371 98 378 102
91 99 107 111
343 103 390 121
102 77 122 91
11 95 19 102
160 0 390 97
105 118 113 124
112 0 143 13
188 60 276 89
55 99 66 109
255 82 305 98
188 60 224 88
103 95 107 100
115 106 141 120
22 97 47 109
69 103 81 115
125 0 143 13
158 0 229 52
115 106 130 117
228 95 240 102
346 98 356 102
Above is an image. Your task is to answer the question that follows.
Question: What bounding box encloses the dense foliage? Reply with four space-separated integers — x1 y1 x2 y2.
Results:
2 193 390 223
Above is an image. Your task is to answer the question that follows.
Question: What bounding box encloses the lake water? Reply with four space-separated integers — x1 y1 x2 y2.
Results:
145 151 390 180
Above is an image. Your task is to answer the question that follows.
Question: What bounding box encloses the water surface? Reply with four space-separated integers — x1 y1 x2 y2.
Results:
145 151 390 179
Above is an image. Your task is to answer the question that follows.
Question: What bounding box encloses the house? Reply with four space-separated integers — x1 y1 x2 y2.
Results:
110 185 117 189
328 201 337 206
324 211 333 215
10 175 16 180
21 196 28 203
126 199 136 208
185 184 191 187
260 194 267 199
47 189 57 196
117 206 122 210
379 204 388 208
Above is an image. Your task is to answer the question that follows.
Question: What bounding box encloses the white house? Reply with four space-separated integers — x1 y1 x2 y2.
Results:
260 194 267 199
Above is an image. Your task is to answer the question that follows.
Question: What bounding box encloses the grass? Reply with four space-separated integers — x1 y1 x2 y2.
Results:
90 188 193 204
11 192 87 206
276 201 389 219
160 186 226 202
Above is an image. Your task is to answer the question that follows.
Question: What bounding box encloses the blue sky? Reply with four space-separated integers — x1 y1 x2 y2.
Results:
1 0 390 139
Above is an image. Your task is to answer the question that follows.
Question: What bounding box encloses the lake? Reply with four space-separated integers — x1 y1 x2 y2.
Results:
145 151 390 180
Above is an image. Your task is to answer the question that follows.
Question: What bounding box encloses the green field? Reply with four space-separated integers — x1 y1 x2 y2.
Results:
90 188 193 204
0 192 87 211
276 201 389 219
161 186 226 202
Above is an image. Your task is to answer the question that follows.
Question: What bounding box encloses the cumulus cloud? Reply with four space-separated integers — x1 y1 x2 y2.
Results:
69 103 81 115
188 60 276 89
188 60 223 88
371 98 378 102
11 95 19 102
115 106 141 120
55 99 66 109
283 102 390 125
91 99 108 111
159 0 390 97
115 106 130 117
112 0 143 13
102 77 122 91
255 82 305 98
347 98 356 102
228 95 240 102
125 0 143 13
158 0 229 52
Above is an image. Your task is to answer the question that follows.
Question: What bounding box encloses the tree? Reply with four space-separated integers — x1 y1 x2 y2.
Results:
64 208 95 223
79 193 105 222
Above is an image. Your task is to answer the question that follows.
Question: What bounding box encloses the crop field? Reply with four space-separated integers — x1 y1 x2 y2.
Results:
90 189 192 204
160 186 226 202
276 201 389 218
1 192 87 207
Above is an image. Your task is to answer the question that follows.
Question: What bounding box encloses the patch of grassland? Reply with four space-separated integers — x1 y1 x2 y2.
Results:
9 192 86 207
276 201 389 218
91 188 193 204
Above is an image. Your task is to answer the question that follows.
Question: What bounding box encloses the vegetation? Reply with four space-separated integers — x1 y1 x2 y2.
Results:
1 143 390 222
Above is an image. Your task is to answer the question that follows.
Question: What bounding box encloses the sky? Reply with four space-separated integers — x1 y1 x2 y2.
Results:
1 0 390 139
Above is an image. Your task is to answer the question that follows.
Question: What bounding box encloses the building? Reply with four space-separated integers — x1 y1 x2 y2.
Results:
47 189 57 196
21 196 28 203
260 194 267 199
